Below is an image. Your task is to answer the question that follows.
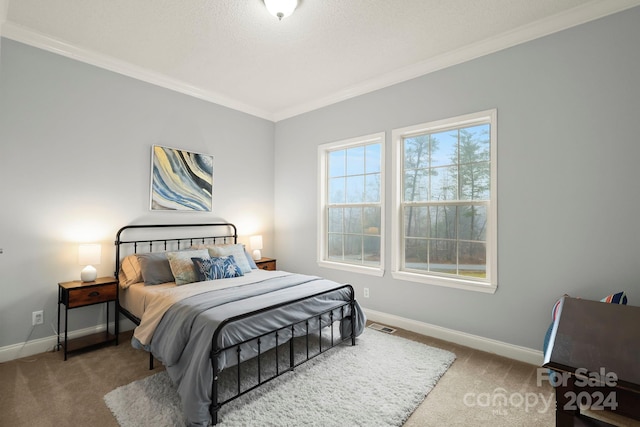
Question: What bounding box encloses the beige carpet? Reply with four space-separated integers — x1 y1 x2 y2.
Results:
1 325 557 426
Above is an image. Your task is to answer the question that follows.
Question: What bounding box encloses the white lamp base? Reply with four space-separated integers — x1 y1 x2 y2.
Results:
81 265 97 282
252 249 262 261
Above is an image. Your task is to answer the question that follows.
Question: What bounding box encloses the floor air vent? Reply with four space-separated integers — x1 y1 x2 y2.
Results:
368 323 396 334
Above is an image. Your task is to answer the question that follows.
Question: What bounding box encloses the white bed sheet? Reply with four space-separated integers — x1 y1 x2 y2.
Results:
119 281 175 320
118 269 286 322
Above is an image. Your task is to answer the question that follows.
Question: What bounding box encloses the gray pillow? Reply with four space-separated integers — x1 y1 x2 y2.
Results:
136 252 174 285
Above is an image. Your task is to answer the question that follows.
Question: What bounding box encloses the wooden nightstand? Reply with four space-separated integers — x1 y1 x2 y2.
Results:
57 277 119 360
255 257 277 271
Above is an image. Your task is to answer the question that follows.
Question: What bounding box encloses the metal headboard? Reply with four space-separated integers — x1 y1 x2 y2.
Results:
114 223 238 278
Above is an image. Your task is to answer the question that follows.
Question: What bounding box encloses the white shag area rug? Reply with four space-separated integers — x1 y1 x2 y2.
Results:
104 329 455 427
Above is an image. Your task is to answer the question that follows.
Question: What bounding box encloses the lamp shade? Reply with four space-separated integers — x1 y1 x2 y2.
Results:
250 235 263 261
79 244 101 266
264 0 298 20
250 235 263 251
79 244 101 282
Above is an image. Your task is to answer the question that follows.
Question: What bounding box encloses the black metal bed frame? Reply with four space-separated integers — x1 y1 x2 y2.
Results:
114 223 357 426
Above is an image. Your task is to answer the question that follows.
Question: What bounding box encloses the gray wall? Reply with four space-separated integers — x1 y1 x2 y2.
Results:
0 38 275 348
1 7 639 354
273 8 640 350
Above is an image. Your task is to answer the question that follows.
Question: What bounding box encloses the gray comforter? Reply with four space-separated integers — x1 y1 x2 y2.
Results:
146 273 366 427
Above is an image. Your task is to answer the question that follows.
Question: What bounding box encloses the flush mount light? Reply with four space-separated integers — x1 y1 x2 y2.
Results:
264 0 298 20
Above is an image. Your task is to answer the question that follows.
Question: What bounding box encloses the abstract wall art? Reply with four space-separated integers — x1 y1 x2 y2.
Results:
150 145 214 211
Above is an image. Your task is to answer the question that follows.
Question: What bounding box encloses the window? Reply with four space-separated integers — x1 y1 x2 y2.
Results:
391 110 497 293
318 132 384 276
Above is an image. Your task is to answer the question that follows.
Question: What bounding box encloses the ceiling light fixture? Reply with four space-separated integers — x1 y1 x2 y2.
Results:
264 0 298 20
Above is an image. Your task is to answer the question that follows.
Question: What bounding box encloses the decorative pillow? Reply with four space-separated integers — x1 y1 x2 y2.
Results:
204 244 252 273
166 249 210 285
601 291 627 305
192 244 257 270
245 249 258 269
118 254 143 288
192 256 244 281
136 252 175 285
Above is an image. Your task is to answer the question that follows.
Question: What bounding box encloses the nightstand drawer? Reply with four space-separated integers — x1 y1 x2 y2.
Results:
65 284 117 308
256 259 276 271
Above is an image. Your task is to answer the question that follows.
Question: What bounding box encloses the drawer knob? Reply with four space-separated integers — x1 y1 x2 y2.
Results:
89 291 100 297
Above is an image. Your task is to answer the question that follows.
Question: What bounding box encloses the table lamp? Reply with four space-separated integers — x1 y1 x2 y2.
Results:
250 235 263 261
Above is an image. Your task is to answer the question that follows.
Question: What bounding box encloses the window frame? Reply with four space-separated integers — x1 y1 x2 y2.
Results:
391 110 497 293
318 132 385 276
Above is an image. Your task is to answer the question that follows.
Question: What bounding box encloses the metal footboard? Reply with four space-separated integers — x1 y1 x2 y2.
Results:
209 284 356 426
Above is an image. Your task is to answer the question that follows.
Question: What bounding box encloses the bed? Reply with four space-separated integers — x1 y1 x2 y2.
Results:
114 223 366 426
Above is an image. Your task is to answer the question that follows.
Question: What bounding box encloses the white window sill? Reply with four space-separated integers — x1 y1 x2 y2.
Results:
391 270 497 294
318 260 384 277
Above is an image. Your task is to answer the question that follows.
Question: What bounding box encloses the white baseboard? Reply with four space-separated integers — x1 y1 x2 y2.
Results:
2 311 543 366
363 308 544 366
0 323 115 363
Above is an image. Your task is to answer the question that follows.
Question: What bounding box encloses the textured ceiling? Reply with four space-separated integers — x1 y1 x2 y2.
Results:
2 0 639 121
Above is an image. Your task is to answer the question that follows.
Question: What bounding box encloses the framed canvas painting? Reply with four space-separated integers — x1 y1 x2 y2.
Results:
150 145 214 211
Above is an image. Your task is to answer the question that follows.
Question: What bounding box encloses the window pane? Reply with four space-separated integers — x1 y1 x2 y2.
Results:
404 206 428 238
459 162 490 200
460 124 490 163
346 146 365 175
344 235 363 262
346 175 364 203
404 170 429 202
363 235 380 264
363 207 381 234
430 165 456 201
458 205 487 241
364 173 380 203
329 177 345 204
404 136 429 169
328 234 343 260
328 208 343 233
458 241 486 278
344 207 362 234
365 144 381 174
431 130 457 167
429 239 456 274
328 150 345 178
429 206 456 239
404 238 427 270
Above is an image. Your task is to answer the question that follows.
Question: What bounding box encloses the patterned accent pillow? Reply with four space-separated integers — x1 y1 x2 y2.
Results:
166 249 210 285
192 256 244 281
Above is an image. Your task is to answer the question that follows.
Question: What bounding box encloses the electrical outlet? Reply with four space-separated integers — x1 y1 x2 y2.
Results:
363 287 370 298
32 310 44 326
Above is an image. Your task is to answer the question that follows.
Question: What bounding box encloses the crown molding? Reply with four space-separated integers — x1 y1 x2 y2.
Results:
0 21 274 121
2 0 639 123
271 0 640 121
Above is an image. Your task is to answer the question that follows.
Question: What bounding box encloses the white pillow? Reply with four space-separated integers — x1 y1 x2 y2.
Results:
206 244 252 273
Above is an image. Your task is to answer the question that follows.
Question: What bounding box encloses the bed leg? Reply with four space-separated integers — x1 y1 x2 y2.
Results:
211 347 220 426
350 298 356 346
